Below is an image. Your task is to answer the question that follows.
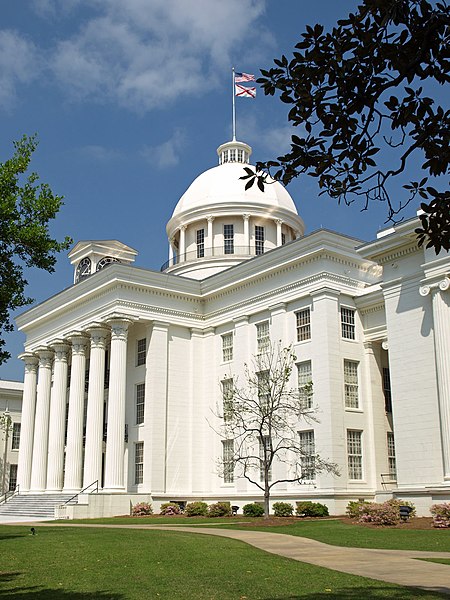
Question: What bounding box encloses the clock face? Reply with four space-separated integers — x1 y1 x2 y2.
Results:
96 256 119 271
75 257 91 283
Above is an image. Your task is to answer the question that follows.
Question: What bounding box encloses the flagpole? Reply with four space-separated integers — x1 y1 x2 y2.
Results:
232 67 236 141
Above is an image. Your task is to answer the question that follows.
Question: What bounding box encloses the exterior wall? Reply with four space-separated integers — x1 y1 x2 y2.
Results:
0 381 23 496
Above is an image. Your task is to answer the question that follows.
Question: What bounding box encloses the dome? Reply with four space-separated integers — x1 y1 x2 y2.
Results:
172 162 299 218
163 140 305 280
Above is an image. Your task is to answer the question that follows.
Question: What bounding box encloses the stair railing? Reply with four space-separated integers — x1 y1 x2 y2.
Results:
0 485 19 505
63 480 99 505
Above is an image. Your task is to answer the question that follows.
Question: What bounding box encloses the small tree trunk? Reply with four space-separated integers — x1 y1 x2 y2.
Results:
264 478 270 519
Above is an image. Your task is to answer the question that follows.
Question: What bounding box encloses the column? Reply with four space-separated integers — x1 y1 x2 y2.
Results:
179 225 186 262
104 318 131 491
83 326 109 488
46 342 70 492
243 214 250 253
30 348 54 492
168 239 174 266
17 353 39 492
63 333 89 492
275 219 283 246
207 216 215 256
422 278 450 480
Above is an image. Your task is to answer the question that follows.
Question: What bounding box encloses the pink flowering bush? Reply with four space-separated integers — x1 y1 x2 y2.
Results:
430 503 450 528
131 502 153 516
357 501 400 526
160 502 182 516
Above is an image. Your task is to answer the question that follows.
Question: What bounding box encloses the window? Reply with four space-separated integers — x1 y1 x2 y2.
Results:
224 224 234 254
135 442 144 484
344 360 359 409
237 149 243 162
8 464 18 492
297 361 313 409
255 225 265 255
196 229 205 258
341 307 356 339
281 233 286 245
222 439 234 483
257 371 270 413
347 430 363 480
296 308 311 342
136 383 145 425
299 430 315 479
387 432 396 479
11 423 21 450
222 378 233 421
259 435 272 481
256 321 270 354
222 333 233 362
136 338 146 366
383 367 392 413
229 149 236 162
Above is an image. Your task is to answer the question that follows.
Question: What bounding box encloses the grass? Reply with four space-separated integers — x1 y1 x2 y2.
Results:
418 559 450 566
58 516 450 552
222 519 450 552
0 525 447 600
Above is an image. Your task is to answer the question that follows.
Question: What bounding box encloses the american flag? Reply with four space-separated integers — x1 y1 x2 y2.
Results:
235 72 255 83
235 84 256 98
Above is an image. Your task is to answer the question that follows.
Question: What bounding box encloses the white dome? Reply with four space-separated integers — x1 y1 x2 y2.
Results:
172 162 299 218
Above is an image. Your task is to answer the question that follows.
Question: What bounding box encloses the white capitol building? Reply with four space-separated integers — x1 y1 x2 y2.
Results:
11 139 450 518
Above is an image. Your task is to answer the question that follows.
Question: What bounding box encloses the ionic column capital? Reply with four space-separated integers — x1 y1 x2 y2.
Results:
242 213 250 221
207 215 215 223
420 276 450 296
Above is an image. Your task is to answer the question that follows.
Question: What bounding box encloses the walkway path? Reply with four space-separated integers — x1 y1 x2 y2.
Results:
4 522 450 595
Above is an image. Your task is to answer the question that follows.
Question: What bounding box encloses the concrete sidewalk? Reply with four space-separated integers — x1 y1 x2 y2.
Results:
3 521 450 595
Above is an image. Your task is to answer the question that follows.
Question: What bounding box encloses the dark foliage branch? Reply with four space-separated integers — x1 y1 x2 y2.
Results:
241 0 450 253
0 135 72 364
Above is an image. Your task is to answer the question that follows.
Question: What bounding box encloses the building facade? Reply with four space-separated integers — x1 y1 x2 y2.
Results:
14 140 450 518
0 380 23 497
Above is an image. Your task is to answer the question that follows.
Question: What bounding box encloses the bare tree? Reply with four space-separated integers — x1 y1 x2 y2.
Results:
217 344 338 518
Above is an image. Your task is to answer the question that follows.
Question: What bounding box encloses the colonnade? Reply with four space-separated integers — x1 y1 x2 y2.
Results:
168 215 298 264
17 316 132 494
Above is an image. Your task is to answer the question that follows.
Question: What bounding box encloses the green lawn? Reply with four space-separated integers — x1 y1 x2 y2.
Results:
58 516 450 553
0 525 447 600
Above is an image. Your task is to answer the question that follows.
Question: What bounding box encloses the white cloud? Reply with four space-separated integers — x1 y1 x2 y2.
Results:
80 145 122 161
238 113 296 157
0 30 40 111
141 128 186 169
46 0 267 112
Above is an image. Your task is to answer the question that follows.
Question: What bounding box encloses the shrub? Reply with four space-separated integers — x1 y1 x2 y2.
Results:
346 500 369 519
357 501 400 526
185 501 208 517
207 502 232 517
296 501 329 517
430 503 450 528
243 503 265 517
273 502 294 517
160 502 182 516
131 502 153 516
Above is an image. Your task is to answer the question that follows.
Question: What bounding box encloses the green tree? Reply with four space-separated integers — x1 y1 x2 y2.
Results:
0 135 71 364
242 0 450 253
217 344 338 518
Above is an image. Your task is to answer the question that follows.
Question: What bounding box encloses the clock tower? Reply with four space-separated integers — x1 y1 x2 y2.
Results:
68 240 138 284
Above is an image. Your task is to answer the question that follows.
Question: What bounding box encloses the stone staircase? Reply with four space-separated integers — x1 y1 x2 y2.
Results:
0 494 76 521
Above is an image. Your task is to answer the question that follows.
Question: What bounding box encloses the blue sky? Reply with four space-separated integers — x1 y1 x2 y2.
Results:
0 0 421 381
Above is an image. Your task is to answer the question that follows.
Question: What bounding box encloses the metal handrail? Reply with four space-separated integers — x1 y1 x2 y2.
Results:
161 244 265 271
63 480 99 505
0 485 19 505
